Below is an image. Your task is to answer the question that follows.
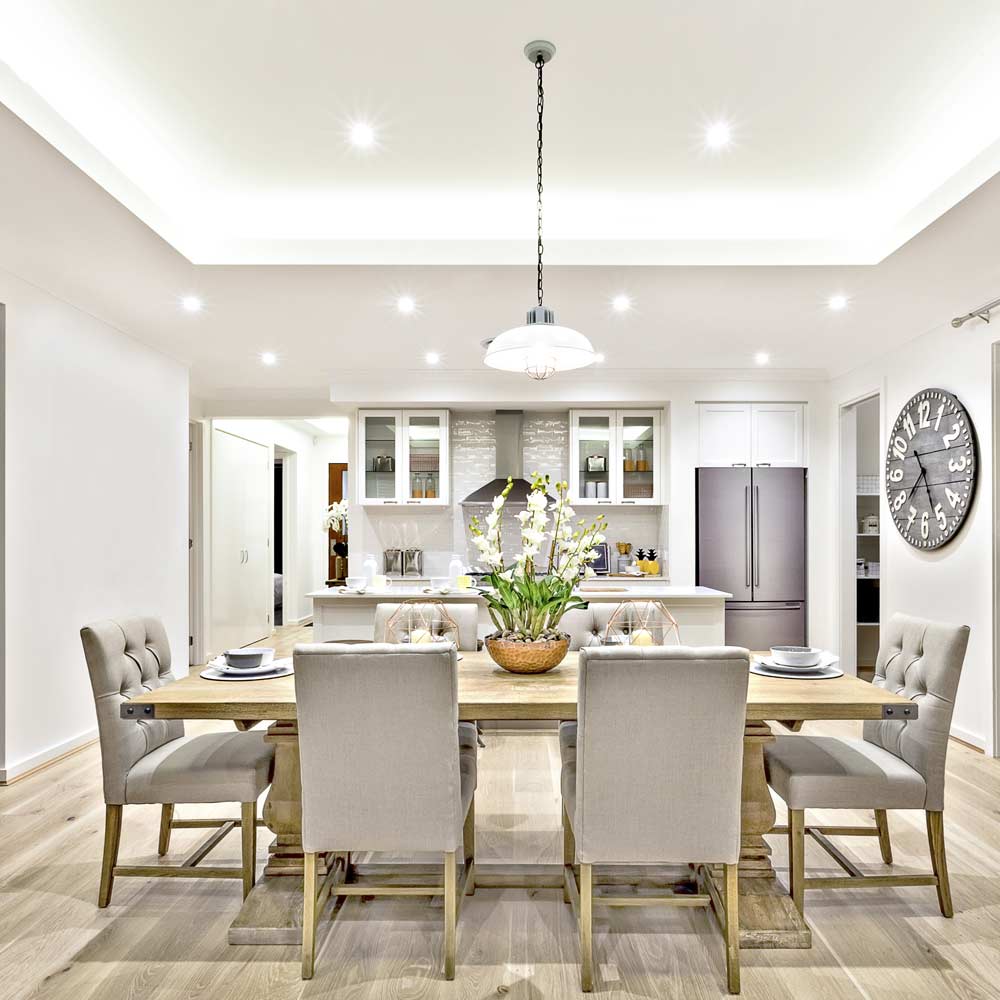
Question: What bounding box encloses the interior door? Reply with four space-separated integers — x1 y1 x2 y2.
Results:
211 429 271 653
751 467 806 601
696 467 753 601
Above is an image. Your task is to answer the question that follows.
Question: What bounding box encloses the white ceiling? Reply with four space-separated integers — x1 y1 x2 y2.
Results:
4 1 1000 265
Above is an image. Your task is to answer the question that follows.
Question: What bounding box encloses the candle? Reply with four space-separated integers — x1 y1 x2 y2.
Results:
630 629 654 646
410 628 434 644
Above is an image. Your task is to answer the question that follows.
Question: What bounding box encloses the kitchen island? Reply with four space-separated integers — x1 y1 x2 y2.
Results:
308 584 731 645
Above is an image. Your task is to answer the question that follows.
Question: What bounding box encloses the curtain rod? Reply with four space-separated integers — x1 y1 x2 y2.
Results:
951 296 1000 328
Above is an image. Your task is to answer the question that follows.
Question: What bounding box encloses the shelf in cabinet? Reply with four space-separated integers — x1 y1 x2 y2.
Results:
856 532 879 537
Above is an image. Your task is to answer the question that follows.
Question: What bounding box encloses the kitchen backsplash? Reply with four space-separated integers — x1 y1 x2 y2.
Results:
362 411 665 577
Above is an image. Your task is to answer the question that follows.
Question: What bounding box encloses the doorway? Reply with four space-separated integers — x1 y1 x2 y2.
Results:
839 393 881 681
273 457 284 625
327 461 349 584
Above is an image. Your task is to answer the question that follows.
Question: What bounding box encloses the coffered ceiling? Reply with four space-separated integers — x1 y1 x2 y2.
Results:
4 1 1000 265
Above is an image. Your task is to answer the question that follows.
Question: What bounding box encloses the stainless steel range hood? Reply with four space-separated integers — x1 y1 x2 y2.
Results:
461 410 552 505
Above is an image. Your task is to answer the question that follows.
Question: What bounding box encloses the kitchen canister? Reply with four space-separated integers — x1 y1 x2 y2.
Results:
585 481 598 498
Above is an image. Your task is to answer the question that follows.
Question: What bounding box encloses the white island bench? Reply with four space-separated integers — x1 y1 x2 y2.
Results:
308 584 732 646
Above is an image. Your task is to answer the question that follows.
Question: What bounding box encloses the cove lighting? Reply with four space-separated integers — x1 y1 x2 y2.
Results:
305 417 350 435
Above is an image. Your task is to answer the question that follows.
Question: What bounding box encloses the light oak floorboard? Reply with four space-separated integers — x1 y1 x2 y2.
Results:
2 623 999 998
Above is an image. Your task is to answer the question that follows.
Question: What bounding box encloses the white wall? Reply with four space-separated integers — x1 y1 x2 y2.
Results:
1 269 189 780
831 319 997 752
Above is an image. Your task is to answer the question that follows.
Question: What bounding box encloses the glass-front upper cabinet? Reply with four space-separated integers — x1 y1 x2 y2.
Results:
570 411 616 506
357 410 449 506
361 411 400 504
402 411 449 505
569 409 661 505
619 411 660 505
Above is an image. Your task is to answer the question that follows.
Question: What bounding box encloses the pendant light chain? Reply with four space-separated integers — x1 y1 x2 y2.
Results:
536 55 545 309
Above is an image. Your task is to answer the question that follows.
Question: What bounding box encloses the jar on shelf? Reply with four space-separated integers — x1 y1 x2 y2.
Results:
412 474 425 499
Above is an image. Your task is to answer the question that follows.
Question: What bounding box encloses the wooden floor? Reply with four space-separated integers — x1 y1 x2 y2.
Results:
3 624 1000 999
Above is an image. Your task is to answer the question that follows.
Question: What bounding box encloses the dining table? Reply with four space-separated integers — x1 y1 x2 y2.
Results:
124 649 916 949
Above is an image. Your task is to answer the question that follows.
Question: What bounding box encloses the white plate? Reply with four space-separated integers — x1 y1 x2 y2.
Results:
757 652 839 671
751 661 843 680
206 656 292 678
201 659 293 682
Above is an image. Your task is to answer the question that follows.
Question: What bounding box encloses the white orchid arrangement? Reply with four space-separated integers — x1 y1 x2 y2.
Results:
322 499 349 533
469 474 607 641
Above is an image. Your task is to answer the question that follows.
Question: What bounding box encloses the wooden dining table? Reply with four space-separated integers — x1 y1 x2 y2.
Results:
125 650 915 950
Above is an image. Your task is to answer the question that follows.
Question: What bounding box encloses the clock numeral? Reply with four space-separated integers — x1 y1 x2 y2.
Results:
892 491 906 512
888 467 903 482
934 403 945 430
920 511 930 539
903 413 916 439
945 487 961 509
917 400 931 428
948 455 968 473
934 503 946 531
942 423 960 448
906 505 917 530
891 436 907 460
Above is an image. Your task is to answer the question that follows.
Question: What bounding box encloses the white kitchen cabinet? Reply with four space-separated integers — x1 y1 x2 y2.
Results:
698 402 805 467
569 409 662 506
357 409 449 506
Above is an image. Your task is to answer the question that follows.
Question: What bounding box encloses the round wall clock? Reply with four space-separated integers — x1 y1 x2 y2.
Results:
884 388 978 549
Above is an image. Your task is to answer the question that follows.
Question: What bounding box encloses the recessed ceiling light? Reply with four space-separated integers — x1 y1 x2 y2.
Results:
754 351 770 366
594 353 606 363
425 351 441 365
397 295 417 315
348 121 376 148
180 295 203 313
705 121 732 150
828 294 849 311
260 351 278 366
611 294 632 313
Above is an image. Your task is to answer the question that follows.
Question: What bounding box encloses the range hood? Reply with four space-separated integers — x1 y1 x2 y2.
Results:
461 411 553 505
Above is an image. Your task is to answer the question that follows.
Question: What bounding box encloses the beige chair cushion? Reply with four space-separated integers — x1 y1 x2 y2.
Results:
559 606 616 650
374 602 479 650
565 646 749 866
765 735 926 810
125 730 274 804
863 614 970 811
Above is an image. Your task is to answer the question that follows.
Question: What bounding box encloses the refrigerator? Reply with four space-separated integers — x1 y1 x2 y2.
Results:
696 467 807 648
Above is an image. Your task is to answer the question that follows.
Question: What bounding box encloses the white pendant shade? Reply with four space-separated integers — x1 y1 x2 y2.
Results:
484 321 596 380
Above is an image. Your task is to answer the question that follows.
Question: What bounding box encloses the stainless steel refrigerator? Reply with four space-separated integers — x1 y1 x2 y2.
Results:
696 467 807 648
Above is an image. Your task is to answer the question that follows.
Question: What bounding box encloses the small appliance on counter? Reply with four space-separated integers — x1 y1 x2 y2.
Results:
403 547 424 576
383 548 402 576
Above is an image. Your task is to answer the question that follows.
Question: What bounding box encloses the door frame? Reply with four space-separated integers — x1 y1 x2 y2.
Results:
837 389 882 679
188 421 205 666
992 343 1000 757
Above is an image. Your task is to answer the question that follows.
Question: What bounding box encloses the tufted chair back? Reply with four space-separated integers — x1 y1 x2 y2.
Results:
559 605 618 650
863 613 970 811
80 617 184 805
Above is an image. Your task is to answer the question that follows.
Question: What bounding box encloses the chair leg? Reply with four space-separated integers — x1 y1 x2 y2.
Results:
562 804 576 903
580 862 594 992
444 850 457 980
926 811 953 917
241 802 257 899
463 800 476 896
788 809 805 916
98 804 123 908
301 852 318 979
724 863 741 995
157 804 174 857
874 809 893 864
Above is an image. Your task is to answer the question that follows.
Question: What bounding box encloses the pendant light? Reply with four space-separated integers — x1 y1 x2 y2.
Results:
484 41 597 380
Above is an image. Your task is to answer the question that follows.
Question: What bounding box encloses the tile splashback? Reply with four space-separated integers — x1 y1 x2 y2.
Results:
362 411 665 577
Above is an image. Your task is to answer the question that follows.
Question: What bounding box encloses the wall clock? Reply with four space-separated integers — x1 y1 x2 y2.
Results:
884 388 978 549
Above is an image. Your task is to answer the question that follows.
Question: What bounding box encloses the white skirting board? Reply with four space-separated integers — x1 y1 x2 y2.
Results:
949 724 987 752
0 727 98 784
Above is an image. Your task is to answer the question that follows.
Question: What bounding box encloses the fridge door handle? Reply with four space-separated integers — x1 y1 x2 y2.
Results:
752 485 760 588
744 485 752 588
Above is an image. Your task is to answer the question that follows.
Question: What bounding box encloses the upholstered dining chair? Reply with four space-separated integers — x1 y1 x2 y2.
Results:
294 642 477 980
764 613 970 918
80 617 275 906
373 601 480 650
561 645 750 994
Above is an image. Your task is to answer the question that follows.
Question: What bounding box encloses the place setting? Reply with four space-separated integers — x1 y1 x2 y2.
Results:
200 647 293 681
750 645 843 680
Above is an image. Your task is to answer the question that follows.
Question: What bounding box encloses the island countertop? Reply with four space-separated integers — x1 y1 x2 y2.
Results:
308 584 731 643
